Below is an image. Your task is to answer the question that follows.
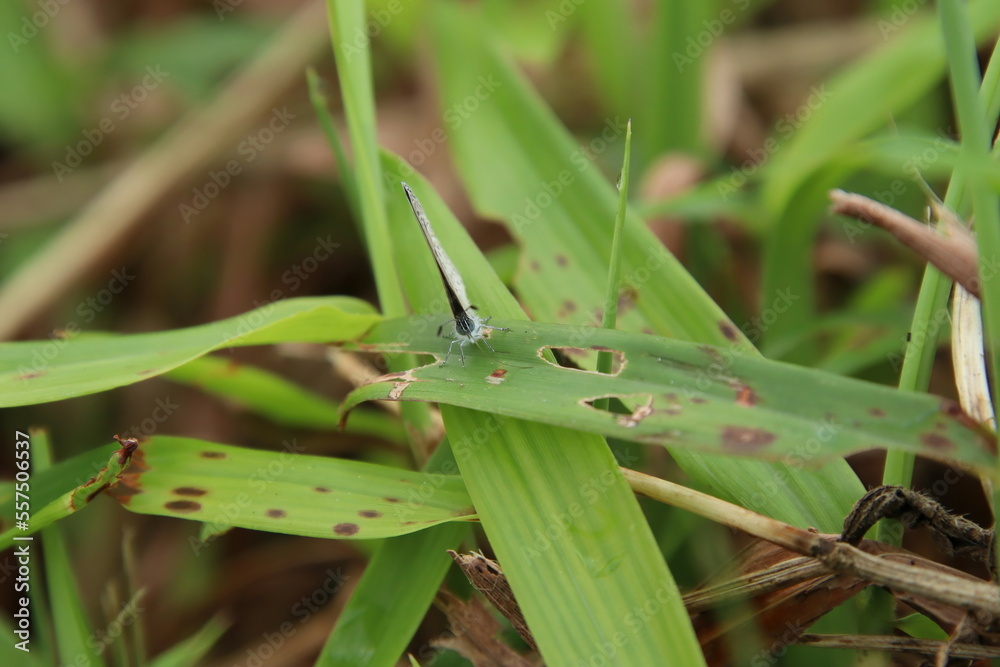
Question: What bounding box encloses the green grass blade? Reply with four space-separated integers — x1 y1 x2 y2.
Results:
326 0 434 466
107 436 474 540
381 161 704 665
597 119 632 384
306 66 358 219
0 296 379 407
639 0 713 163
0 439 125 550
939 1 1000 430
146 615 229 667
164 355 405 443
317 443 468 667
430 2 745 348
881 12 1000 521
43 525 106 667
428 2 864 529
326 0 403 320
33 431 107 667
345 318 996 476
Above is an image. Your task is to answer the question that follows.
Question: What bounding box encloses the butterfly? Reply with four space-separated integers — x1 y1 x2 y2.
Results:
401 182 509 366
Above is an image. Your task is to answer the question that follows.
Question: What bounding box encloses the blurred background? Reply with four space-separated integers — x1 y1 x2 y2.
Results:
0 0 996 664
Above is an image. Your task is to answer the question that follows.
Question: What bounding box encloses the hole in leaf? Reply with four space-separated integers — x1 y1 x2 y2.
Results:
582 394 656 427
540 346 626 376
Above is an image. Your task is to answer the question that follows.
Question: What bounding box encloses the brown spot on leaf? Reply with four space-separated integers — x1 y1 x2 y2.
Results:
173 487 207 497
530 260 540 272
698 345 724 363
869 408 886 418
384 496 401 503
359 510 381 518
690 396 707 404
486 368 507 385
936 400 997 453
555 254 568 267
921 432 954 451
719 321 740 342
266 509 287 518
721 426 776 452
334 523 360 536
19 371 45 380
137 369 157 376
564 300 577 313
734 383 757 407
165 500 201 513
388 381 410 400
314 486 331 493
200 451 226 459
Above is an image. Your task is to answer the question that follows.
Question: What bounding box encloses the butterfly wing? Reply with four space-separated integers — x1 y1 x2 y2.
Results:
401 182 472 313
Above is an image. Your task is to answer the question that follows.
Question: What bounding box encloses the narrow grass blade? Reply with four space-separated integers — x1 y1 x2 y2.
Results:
32 431 107 667
0 296 379 407
106 436 474 540
317 445 468 667
596 119 632 387
428 3 864 530
146 615 229 667
344 318 996 476
380 162 704 665
0 438 127 549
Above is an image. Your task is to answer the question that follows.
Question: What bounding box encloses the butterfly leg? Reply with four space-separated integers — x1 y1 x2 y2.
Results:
480 317 510 333
442 338 460 366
